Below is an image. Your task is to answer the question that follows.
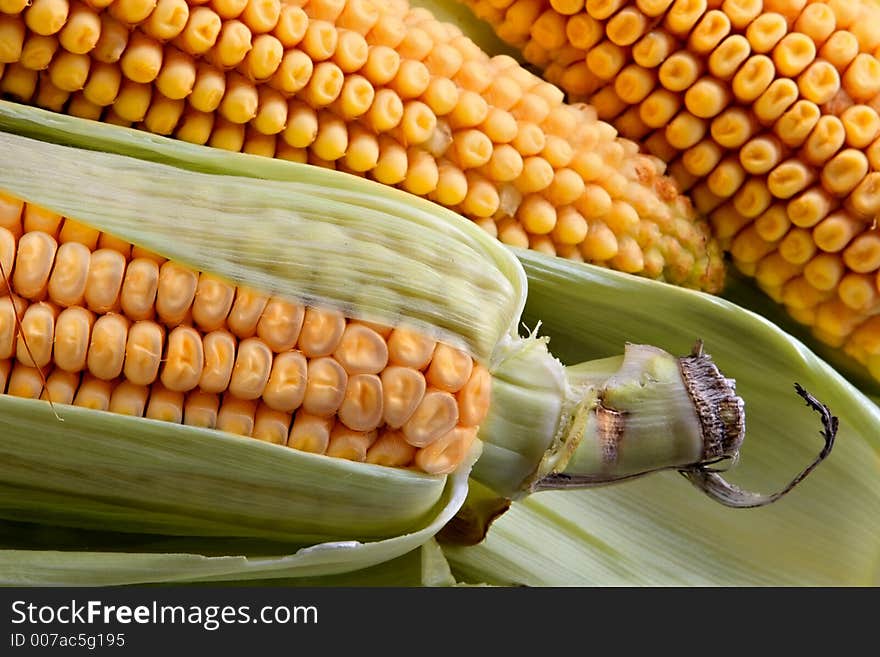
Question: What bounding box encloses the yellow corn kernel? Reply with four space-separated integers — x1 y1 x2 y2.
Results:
144 0 190 41
837 272 879 312
145 383 185 423
272 4 308 48
0 0 30 12
56 2 100 55
301 60 344 107
175 6 222 55
13 230 57 301
843 230 880 274
87 312 128 380
732 55 775 103
209 19 253 69
239 33 283 80
773 33 816 78
364 428 416 467
425 342 473 393
287 412 331 453
267 48 311 95
0 296 27 359
787 187 836 229
48 49 90 92
23 204 62 237
6 363 43 399
17 33 57 73
401 388 458 447
685 78 731 119
803 253 845 293
52 307 93 372
745 11 786 54
113 79 152 122
210 0 247 20
106 381 149 417
846 173 880 220
821 149 869 197
254 297 304 352
779 227 819 266
738 135 784 176
296 306 344 358
24 0 70 37
240 0 280 35
820 30 858 71
842 53 880 102
656 51 703 93
337 373 383 432
251 403 291 444
41 370 80 406
218 72 258 123
795 3 836 45
142 92 185 135
260 350 308 413
813 210 863 254
708 35 750 81
768 159 815 200
109 0 158 25
666 111 706 150
415 425 477 475
16 301 58 368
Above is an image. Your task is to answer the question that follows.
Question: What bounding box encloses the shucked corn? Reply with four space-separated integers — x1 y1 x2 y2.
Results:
0 193 492 475
0 0 723 291
458 0 880 382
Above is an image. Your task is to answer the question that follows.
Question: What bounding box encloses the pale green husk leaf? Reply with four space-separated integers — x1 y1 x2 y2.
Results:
0 442 476 586
445 251 880 586
0 522 457 586
0 103 525 361
0 396 448 542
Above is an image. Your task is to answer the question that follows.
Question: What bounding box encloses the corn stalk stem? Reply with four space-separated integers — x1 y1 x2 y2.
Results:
479 340 836 509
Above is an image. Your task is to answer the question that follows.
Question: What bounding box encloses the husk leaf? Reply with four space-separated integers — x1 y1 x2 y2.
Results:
444 251 880 586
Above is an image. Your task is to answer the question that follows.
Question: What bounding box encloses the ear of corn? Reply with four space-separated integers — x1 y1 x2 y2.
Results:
0 0 725 292
448 0 880 388
0 115 767 579
0 127 505 548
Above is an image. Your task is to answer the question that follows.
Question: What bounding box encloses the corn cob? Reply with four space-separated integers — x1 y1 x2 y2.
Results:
454 0 880 383
0 0 723 291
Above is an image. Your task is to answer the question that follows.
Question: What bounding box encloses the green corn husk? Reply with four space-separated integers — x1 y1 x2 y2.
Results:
444 252 880 586
0 520 458 587
0 104 875 586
